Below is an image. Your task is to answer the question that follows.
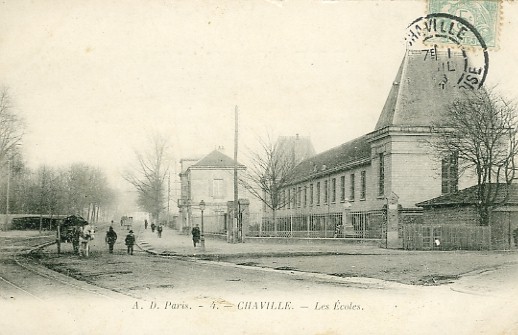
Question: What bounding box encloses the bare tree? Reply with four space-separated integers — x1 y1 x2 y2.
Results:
0 87 24 164
432 88 518 225
240 133 299 231
123 134 170 224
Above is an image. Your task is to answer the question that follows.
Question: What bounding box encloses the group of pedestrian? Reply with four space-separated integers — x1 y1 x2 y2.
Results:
148 220 163 238
101 221 135 255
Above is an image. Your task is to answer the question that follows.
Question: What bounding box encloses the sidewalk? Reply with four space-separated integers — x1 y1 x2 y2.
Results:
132 225 407 259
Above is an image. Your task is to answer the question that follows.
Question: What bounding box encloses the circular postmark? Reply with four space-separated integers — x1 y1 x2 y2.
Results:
405 13 489 89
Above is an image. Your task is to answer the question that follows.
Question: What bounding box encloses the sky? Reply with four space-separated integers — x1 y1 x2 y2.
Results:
1 0 518 195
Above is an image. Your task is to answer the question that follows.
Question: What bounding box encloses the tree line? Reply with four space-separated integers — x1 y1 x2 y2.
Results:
0 87 115 222
0 160 116 221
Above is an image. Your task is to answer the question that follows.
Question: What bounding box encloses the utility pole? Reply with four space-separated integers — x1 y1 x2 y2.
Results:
167 170 171 227
5 159 10 230
233 106 239 243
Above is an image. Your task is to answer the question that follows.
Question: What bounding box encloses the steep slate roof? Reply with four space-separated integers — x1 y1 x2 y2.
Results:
289 135 370 185
416 184 518 208
190 150 245 169
375 50 467 130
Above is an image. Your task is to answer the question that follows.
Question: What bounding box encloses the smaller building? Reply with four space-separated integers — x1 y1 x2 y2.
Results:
414 184 518 250
178 149 258 234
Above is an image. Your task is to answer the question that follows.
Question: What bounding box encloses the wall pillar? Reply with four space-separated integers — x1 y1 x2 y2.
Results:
238 199 250 243
386 192 401 249
226 201 235 243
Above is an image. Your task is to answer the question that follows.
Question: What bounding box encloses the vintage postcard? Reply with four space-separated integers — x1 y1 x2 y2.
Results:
0 1 517 334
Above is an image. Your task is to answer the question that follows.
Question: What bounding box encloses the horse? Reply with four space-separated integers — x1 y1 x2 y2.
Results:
79 225 95 257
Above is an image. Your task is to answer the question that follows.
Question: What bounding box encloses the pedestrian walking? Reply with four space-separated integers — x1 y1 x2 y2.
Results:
144 219 148 230
157 225 163 238
105 226 118 253
192 224 201 247
125 230 136 255
151 222 156 233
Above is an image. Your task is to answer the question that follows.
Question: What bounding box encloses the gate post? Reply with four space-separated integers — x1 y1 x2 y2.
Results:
238 199 250 243
226 201 235 243
386 192 401 249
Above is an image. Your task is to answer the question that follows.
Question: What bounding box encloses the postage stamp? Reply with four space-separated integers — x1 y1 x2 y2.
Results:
405 13 489 89
428 0 501 48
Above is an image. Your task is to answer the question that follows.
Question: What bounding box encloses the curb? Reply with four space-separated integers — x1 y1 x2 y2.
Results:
134 240 417 290
135 239 402 259
135 240 413 290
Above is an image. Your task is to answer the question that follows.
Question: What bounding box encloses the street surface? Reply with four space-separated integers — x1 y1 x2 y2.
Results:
1 227 517 334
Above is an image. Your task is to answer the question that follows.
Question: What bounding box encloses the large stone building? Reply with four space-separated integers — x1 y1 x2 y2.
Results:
264 50 475 241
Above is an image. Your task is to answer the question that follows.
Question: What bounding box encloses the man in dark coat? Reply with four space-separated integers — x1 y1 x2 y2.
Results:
125 230 136 255
105 226 118 253
157 225 163 238
191 224 201 247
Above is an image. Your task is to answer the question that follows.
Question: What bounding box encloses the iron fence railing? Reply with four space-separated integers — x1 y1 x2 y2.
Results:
248 211 384 239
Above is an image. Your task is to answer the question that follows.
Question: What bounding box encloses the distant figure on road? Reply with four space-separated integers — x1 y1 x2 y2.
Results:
105 226 118 254
192 224 201 247
144 219 148 230
151 222 156 233
157 225 163 238
125 230 136 255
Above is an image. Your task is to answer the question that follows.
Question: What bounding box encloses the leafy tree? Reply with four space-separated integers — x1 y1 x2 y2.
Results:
432 88 518 225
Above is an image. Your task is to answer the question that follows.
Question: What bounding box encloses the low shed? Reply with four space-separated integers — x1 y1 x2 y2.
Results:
414 184 518 250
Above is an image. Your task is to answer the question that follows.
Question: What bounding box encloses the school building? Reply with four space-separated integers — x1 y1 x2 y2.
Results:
251 50 475 246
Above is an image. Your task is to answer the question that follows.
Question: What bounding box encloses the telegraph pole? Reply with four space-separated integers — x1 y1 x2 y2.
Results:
233 106 239 243
167 170 171 227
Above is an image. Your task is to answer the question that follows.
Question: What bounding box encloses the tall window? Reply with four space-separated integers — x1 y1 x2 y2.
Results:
378 153 385 197
316 182 321 205
287 189 291 209
292 188 296 208
212 179 224 198
350 174 355 201
340 176 345 201
310 184 314 206
304 186 307 207
297 187 302 208
324 180 328 204
360 170 367 200
331 178 336 203
442 152 459 194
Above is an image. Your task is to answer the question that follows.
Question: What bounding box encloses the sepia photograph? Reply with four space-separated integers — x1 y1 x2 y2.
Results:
0 0 517 334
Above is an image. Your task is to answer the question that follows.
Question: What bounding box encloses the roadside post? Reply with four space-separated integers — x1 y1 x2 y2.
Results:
199 200 206 251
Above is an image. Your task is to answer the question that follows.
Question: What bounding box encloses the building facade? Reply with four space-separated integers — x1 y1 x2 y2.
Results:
259 50 475 240
177 149 256 233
